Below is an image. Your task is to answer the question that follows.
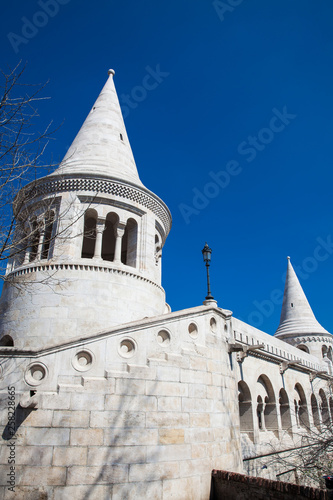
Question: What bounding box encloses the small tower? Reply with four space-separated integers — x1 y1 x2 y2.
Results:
0 70 171 349
275 257 332 367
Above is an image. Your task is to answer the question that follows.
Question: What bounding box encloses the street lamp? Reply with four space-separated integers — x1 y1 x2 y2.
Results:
202 242 214 301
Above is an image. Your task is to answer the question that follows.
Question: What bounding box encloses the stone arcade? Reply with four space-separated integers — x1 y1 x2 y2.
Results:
0 70 332 499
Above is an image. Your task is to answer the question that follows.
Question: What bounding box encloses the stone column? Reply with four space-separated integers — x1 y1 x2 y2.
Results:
113 223 126 264
93 219 105 260
23 239 32 265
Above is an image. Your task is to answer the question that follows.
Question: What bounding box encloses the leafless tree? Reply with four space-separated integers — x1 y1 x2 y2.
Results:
0 62 58 282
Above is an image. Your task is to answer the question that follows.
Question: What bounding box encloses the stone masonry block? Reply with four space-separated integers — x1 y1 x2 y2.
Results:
182 397 213 413
189 356 207 371
104 428 158 447
87 445 146 466
129 462 179 483
146 412 189 429
71 393 105 411
90 410 145 428
156 365 180 382
180 369 212 386
159 429 185 445
115 378 145 396
0 446 53 466
184 428 215 444
70 428 104 446
190 413 210 427
179 458 212 477
52 447 87 466
19 466 66 486
163 475 202 500
82 377 115 394
146 380 188 397
112 480 163 500
20 428 70 447
67 465 128 485
41 393 70 410
22 410 53 428
52 410 90 428
146 444 191 462
157 396 181 412
105 395 157 412
54 485 110 500
188 384 207 399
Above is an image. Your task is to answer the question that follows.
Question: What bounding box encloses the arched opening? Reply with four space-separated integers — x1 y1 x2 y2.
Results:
294 383 310 430
279 388 292 434
319 389 330 426
121 218 137 267
297 344 309 354
328 347 333 362
322 345 328 359
41 210 55 259
257 375 278 434
311 394 321 430
81 209 97 259
0 335 14 346
102 212 118 261
238 381 254 441
257 396 264 430
29 219 40 262
155 233 162 265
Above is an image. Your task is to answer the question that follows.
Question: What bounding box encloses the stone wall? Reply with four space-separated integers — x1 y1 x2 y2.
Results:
0 305 242 500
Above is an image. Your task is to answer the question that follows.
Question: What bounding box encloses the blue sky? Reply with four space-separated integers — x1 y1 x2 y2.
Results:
1 0 333 335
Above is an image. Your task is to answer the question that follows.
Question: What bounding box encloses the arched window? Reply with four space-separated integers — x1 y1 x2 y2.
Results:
319 389 330 426
322 345 328 358
328 347 333 362
238 381 254 441
311 394 320 430
121 218 137 267
297 344 309 354
257 375 278 434
0 335 14 346
102 212 118 261
41 211 55 259
294 383 310 429
29 219 40 262
279 388 292 434
257 396 263 430
81 210 97 259
155 233 162 265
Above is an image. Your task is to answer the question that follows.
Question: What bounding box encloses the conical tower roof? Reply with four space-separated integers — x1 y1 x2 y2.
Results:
275 257 329 338
53 69 143 186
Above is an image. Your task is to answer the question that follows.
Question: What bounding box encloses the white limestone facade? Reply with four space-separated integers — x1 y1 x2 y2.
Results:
0 70 332 499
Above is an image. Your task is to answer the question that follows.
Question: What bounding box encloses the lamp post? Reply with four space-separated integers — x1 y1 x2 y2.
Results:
202 243 214 301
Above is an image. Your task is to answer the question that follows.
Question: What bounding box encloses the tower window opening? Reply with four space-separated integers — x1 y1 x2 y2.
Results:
120 133 123 141
41 211 55 260
102 212 118 261
291 303 294 308
29 220 40 262
81 211 97 259
121 218 137 267
0 335 14 347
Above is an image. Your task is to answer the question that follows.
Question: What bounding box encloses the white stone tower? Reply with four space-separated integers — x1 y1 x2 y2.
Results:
0 70 171 349
275 257 332 368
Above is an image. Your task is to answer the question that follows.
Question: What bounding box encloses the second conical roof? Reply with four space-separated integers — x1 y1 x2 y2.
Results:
275 257 329 337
